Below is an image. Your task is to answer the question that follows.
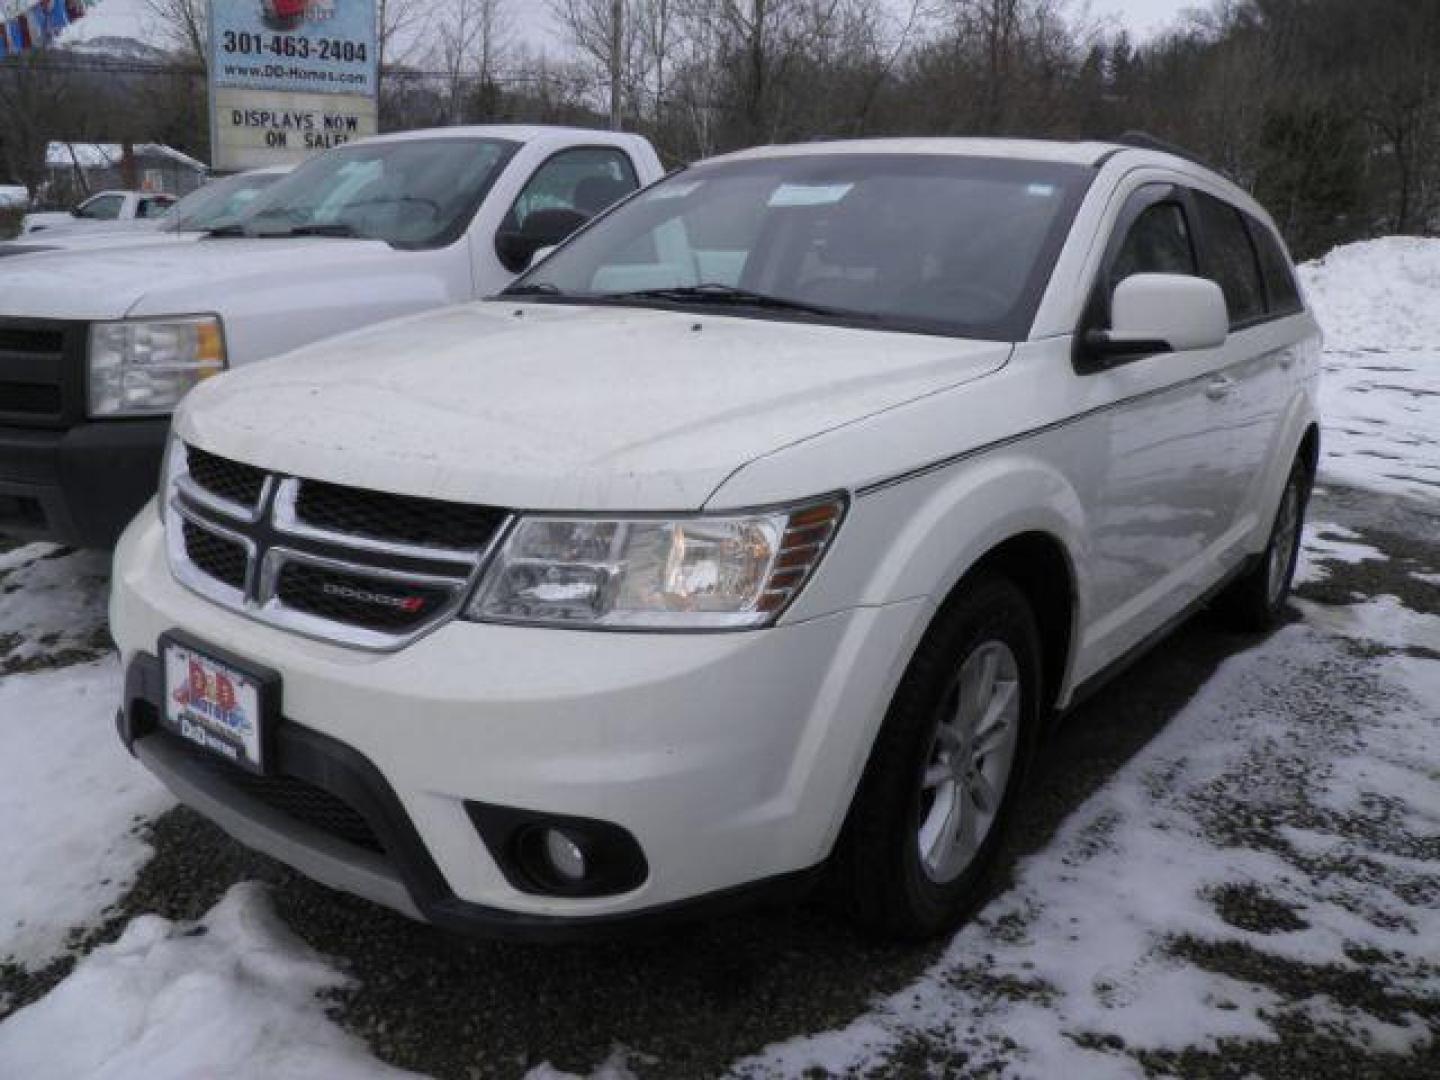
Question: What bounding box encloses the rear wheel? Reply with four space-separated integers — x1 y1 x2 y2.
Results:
838 575 1041 940
1218 459 1310 630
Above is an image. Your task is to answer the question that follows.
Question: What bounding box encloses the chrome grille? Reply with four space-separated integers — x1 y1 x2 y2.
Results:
167 443 510 650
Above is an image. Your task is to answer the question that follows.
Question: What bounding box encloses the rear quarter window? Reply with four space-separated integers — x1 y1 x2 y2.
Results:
1245 216 1304 316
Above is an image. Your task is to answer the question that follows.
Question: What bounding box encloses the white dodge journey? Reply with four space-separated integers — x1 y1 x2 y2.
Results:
111 137 1321 940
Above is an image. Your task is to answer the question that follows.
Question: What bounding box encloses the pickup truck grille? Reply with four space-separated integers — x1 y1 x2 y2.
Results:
167 443 510 650
0 319 85 428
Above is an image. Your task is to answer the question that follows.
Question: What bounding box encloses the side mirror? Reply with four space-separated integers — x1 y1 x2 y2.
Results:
495 208 589 274
1086 274 1228 364
70 207 83 217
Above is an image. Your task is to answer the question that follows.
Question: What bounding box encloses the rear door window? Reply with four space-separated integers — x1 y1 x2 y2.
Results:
1192 191 1266 328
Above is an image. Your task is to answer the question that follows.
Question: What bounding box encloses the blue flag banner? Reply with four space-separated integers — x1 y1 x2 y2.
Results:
1 0 98 57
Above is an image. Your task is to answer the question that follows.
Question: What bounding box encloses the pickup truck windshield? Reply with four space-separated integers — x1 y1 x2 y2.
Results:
169 171 286 232
226 137 519 248
510 153 1093 340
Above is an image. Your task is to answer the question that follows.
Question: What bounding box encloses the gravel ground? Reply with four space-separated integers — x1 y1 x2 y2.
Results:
1 483 1437 1079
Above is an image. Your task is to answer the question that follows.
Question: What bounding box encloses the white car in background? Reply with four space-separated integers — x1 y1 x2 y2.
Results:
110 136 1322 941
21 190 178 235
0 167 293 258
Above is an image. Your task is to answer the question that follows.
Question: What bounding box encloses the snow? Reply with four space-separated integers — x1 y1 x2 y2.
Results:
0 884 417 1080
739 608 1440 1077
1294 521 1387 586
0 544 172 968
0 186 26 210
1300 237 1440 503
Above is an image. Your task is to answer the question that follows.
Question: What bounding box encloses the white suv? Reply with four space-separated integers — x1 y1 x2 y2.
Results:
111 138 1321 940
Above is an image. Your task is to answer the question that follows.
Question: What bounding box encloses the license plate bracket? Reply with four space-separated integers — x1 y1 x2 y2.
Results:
159 630 280 776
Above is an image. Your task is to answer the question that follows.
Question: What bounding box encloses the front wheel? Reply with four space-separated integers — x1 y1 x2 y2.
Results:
1217 459 1310 630
837 574 1041 940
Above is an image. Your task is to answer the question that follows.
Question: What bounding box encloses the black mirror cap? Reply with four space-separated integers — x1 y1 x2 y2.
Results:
495 208 590 274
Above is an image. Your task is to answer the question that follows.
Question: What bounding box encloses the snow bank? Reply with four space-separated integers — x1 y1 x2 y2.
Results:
0 884 417 1080
1300 236 1440 351
0 661 172 968
1299 238 1440 504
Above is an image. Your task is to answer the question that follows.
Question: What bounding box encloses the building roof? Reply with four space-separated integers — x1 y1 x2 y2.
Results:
45 142 208 173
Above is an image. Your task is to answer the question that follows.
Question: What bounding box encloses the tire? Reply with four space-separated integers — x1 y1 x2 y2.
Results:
1217 458 1311 631
836 574 1042 940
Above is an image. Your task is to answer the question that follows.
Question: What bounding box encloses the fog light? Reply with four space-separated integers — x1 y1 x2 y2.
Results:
544 828 588 882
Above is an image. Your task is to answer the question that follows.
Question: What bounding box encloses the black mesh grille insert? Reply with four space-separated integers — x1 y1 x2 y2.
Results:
0 326 63 354
165 733 384 855
275 562 454 633
187 446 267 509
0 381 61 414
296 479 504 551
183 520 248 591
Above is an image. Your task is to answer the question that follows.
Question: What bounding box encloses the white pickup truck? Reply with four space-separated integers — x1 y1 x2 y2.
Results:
0 125 662 546
21 190 179 235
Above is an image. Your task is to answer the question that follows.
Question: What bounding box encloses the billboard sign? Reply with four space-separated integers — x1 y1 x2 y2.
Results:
208 1 378 172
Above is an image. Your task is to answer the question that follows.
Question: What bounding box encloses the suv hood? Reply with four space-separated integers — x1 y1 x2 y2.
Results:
180 301 1011 511
0 237 397 321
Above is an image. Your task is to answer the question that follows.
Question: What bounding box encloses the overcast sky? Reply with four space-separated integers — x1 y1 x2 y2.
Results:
67 0 1198 56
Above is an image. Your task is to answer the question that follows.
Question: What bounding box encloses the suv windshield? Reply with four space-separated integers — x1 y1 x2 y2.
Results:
169 171 286 232
509 153 1092 339
223 138 518 248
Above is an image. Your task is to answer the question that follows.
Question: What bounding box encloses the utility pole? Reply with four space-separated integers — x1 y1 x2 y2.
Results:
609 0 623 130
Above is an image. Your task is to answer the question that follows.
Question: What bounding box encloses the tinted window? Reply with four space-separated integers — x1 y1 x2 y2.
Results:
1246 216 1303 316
1193 191 1265 327
78 194 124 220
511 154 1093 341
1111 201 1196 289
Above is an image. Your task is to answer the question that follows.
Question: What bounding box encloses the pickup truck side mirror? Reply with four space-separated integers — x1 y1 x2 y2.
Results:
1085 273 1229 364
496 209 589 274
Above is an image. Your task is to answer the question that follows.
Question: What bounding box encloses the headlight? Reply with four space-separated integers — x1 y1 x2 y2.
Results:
88 316 226 418
465 498 845 630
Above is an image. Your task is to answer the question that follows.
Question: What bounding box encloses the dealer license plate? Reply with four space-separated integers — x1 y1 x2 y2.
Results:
161 634 276 775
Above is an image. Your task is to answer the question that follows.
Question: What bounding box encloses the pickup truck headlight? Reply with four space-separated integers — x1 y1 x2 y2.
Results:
88 316 226 418
465 498 845 629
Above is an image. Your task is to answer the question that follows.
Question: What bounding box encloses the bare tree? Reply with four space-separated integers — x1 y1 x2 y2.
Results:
141 0 208 70
551 0 646 128
432 0 512 124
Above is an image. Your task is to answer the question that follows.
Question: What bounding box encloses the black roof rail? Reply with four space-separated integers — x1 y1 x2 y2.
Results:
1107 131 1225 175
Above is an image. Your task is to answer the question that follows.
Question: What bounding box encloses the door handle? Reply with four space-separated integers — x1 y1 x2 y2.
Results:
1204 375 1235 401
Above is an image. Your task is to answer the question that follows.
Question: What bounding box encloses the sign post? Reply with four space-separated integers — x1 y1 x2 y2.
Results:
208 0 378 173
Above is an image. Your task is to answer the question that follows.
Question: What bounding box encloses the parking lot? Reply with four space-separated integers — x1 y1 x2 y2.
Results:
0 239 1437 1078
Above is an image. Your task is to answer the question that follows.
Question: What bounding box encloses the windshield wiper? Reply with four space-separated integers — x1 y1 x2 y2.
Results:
603 283 871 320
205 224 248 238
276 223 360 239
503 282 564 296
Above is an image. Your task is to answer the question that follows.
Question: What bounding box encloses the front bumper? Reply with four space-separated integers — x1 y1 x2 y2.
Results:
0 419 167 547
111 508 927 936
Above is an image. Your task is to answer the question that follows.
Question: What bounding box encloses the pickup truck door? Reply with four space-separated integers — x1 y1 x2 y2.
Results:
1074 183 1239 670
